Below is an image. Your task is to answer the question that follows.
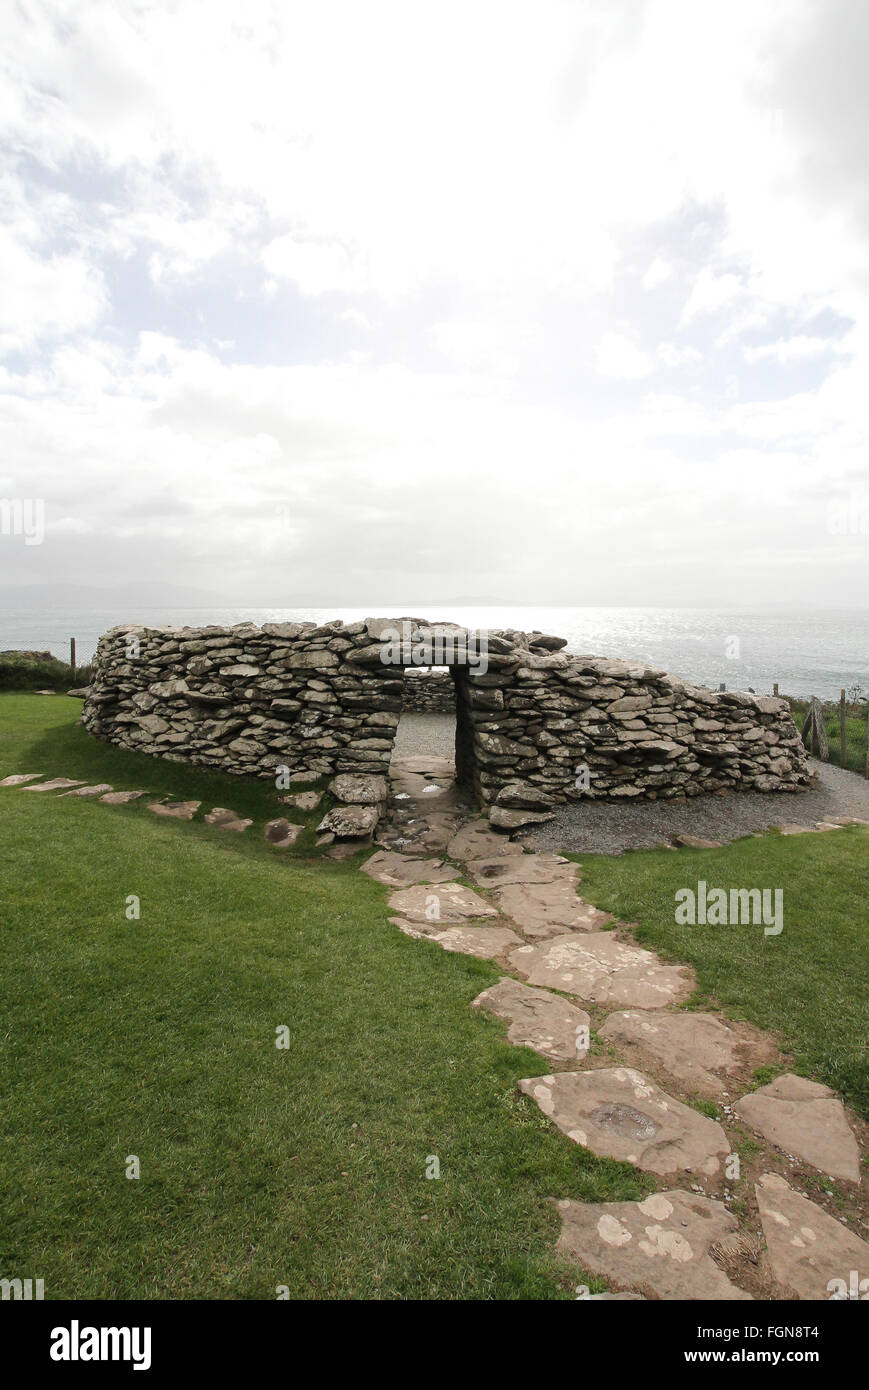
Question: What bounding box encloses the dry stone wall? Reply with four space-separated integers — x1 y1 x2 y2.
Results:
82 619 811 807
401 668 455 713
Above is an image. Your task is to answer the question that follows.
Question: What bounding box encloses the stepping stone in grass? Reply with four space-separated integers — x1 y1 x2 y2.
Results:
520 1067 729 1176
23 778 86 792
390 917 522 961
360 850 461 887
99 790 149 804
735 1074 860 1183
599 1010 778 1099
387 882 498 924
778 824 817 835
0 773 45 786
510 933 695 1009
60 784 114 798
755 1172 869 1300
556 1190 752 1301
281 791 323 812
446 820 525 862
265 818 302 848
147 799 201 820
672 833 722 849
472 978 591 1063
492 880 612 937
204 807 252 832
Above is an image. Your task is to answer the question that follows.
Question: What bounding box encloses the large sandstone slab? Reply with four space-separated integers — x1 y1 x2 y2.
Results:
493 880 612 937
0 773 44 786
557 1191 752 1300
264 817 302 848
520 1067 729 1175
391 918 522 960
447 820 525 861
23 778 86 792
736 1074 860 1182
510 933 694 1008
60 783 114 798
99 789 148 804
147 799 201 820
318 804 380 838
473 978 590 1062
282 790 323 812
329 773 388 804
756 1173 869 1300
599 1010 776 1098
204 807 252 832
360 851 461 887
489 805 555 830
387 882 498 923
465 853 575 887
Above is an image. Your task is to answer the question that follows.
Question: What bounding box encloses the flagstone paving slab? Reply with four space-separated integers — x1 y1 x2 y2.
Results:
510 933 695 1008
264 817 302 848
520 1067 729 1175
0 773 45 785
556 1190 753 1300
360 850 461 887
736 1074 861 1183
23 778 86 792
388 882 499 923
472 978 591 1062
60 784 114 798
465 853 574 887
204 807 253 832
756 1173 869 1300
391 917 523 960
599 1010 778 1098
446 820 526 861
147 799 201 820
99 789 149 804
493 880 613 937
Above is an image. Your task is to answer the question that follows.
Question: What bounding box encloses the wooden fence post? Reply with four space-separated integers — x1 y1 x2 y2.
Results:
70 637 76 681
773 682 779 696
840 689 847 768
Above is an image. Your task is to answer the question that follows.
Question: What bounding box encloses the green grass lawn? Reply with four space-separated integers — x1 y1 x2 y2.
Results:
0 695 647 1300
577 835 869 1121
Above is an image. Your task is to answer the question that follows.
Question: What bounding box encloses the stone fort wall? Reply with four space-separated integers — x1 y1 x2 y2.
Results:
81 618 811 813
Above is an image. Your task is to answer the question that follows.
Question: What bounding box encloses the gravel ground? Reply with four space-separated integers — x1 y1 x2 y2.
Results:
521 759 869 855
391 712 456 761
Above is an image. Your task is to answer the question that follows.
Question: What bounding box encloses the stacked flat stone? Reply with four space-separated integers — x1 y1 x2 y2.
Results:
81 619 811 802
400 668 455 713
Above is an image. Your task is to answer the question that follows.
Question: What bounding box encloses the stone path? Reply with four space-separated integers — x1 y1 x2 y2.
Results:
365 753 868 1300
4 756 867 1299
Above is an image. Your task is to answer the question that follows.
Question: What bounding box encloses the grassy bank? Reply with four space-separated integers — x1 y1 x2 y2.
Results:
0 695 645 1300
0 651 93 692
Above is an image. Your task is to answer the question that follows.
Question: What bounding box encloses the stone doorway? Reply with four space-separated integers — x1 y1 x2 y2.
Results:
391 665 474 789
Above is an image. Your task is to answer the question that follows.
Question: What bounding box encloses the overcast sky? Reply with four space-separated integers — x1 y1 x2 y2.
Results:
1 0 868 607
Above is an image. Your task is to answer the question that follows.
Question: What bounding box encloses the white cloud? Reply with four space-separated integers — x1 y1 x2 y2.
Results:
742 334 851 364
595 331 653 380
0 229 105 355
642 256 673 290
